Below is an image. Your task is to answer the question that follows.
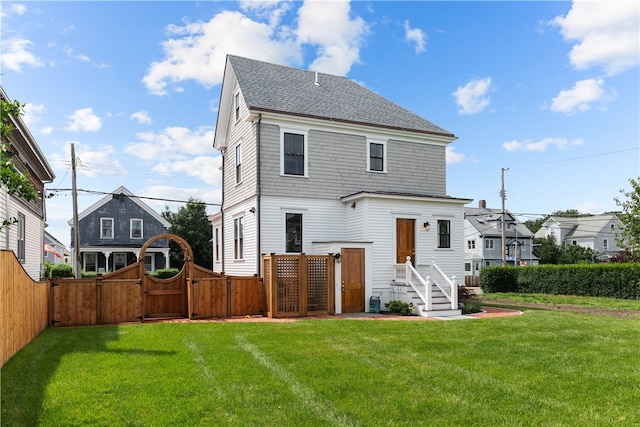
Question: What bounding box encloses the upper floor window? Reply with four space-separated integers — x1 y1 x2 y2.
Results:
17 212 25 262
603 239 608 250
610 224 615 232
282 131 307 176
234 92 240 121
234 217 244 260
485 239 494 249
437 220 450 249
101 218 114 239
214 227 220 261
130 219 143 239
467 240 476 250
368 141 386 172
572 240 577 246
285 213 303 253
235 144 242 184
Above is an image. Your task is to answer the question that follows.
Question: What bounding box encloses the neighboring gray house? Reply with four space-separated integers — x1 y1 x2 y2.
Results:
69 186 171 273
211 55 471 316
1 85 55 281
534 214 624 261
464 200 539 278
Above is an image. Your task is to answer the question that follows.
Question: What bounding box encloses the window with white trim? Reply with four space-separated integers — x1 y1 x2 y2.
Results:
130 219 143 239
485 239 494 249
235 144 242 184
367 140 386 172
84 252 97 272
215 227 220 261
281 130 308 176
467 240 476 250
17 212 25 262
285 213 303 253
603 239 608 250
234 217 244 259
234 92 240 121
437 220 450 248
101 218 114 239
144 254 155 272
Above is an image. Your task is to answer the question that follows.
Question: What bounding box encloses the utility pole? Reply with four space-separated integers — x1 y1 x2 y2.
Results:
71 143 81 278
500 167 509 267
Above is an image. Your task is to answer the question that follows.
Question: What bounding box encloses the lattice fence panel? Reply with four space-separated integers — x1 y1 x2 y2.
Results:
277 258 299 313
307 257 328 312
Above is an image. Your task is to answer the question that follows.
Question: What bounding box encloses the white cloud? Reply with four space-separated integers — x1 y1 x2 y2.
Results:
40 126 53 135
446 146 466 164
502 137 584 152
0 38 44 72
65 108 102 132
550 0 639 75
63 46 90 63
550 78 614 114
49 142 126 178
403 20 426 53
142 0 368 95
125 126 216 161
152 156 221 187
142 185 221 213
12 4 27 15
296 0 368 75
452 77 492 115
130 111 152 125
22 103 45 127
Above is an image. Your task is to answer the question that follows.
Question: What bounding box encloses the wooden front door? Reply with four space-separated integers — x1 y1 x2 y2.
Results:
341 248 365 313
396 219 415 264
142 272 187 318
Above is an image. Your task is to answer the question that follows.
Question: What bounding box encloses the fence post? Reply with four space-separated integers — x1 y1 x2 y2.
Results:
268 254 278 318
299 253 307 317
327 254 335 315
96 276 102 325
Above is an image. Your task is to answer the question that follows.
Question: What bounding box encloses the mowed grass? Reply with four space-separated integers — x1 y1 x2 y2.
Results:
2 309 639 426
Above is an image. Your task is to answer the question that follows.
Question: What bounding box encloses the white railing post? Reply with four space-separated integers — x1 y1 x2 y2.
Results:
405 256 412 286
451 276 458 310
426 276 432 311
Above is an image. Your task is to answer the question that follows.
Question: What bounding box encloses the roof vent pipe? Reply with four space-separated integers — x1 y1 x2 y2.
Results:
314 71 319 86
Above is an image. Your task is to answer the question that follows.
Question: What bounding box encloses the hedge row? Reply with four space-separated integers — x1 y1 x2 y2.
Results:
479 264 640 299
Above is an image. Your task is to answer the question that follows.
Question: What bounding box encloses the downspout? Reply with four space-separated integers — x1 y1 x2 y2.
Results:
220 149 226 273
256 113 262 276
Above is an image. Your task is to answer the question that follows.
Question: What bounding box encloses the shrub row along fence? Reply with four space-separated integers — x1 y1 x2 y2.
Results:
262 253 335 318
480 264 640 299
1 250 50 367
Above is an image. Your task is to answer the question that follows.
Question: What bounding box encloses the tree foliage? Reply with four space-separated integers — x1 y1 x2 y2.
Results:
523 217 546 234
162 199 212 269
614 177 640 258
533 235 596 264
1 97 39 231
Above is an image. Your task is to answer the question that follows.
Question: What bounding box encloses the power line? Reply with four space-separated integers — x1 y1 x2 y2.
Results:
46 188 221 207
538 147 638 165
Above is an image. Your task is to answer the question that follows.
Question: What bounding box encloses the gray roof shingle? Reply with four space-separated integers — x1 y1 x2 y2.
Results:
228 55 454 137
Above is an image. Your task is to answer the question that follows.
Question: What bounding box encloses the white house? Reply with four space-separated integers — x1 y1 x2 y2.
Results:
1 86 55 281
210 55 471 315
534 214 624 261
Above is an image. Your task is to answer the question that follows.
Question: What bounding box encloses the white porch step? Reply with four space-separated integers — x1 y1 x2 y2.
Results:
421 308 463 318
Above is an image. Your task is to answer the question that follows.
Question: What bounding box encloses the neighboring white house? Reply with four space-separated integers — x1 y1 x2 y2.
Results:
1 85 55 281
464 200 539 280
534 214 624 261
210 55 471 315
44 230 66 266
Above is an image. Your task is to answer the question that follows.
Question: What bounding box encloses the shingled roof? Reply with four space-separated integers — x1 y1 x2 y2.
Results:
227 55 454 137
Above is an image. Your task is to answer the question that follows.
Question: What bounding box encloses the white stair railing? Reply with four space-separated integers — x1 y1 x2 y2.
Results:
403 257 457 311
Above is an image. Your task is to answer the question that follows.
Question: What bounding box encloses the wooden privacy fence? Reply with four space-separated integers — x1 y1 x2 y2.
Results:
262 253 335 318
1 250 50 367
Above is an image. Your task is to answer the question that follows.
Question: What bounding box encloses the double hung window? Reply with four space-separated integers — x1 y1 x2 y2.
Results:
131 219 143 239
234 217 244 259
437 220 451 248
368 141 386 172
285 213 303 253
282 132 306 176
101 218 114 239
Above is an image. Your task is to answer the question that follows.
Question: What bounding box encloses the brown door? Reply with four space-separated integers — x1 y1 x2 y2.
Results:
396 219 415 264
143 272 187 318
341 248 365 313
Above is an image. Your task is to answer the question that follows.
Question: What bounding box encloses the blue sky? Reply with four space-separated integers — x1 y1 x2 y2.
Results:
2 1 638 248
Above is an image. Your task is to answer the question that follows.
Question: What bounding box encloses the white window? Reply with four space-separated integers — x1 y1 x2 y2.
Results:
144 254 155 272
485 239 494 249
17 213 25 262
285 213 303 253
465 262 471 272
367 140 387 172
234 217 244 260
101 218 114 239
234 92 240 121
215 227 220 261
235 144 242 184
467 240 476 249
114 253 127 270
281 129 308 177
603 239 608 250
84 253 97 272
130 219 143 239
437 220 450 248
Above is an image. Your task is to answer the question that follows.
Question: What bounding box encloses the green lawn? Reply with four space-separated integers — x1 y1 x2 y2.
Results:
2 308 639 426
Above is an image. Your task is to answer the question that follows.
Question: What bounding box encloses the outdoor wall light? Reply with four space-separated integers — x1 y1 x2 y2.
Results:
333 252 341 263
423 221 430 231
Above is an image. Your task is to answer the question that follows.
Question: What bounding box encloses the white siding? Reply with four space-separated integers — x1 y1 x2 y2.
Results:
221 197 257 276
4 195 44 280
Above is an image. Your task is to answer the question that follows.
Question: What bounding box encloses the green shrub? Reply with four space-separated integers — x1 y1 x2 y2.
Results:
44 261 53 278
479 266 519 293
384 300 415 315
82 271 97 278
49 263 73 278
462 299 482 314
151 268 180 279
